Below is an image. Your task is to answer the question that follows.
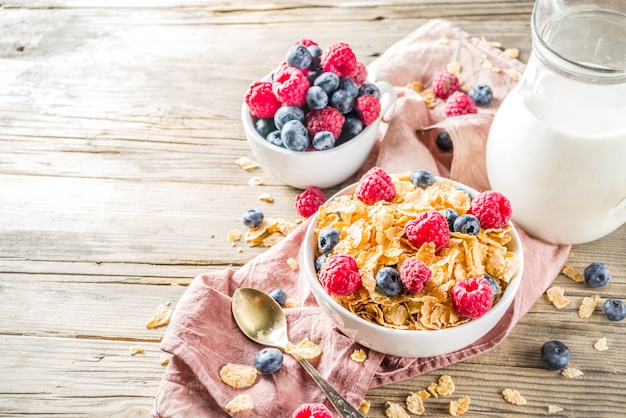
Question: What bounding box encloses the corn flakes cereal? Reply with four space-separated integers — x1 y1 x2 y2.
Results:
502 388 526 406
258 192 274 202
160 355 170 366
594 337 609 351
236 156 260 171
225 394 255 413
421 89 437 108
406 392 425 415
562 367 584 378
227 229 242 243
436 37 449 46
427 382 439 398
562 265 584 282
546 285 569 309
548 405 564 414
351 349 367 363
480 57 501 73
286 257 299 271
449 396 471 416
503 68 522 81
145 303 172 329
129 345 143 356
405 81 424 93
245 218 298 247
248 176 263 186
385 402 410 418
504 47 520 59
286 338 322 360
359 399 371 414
436 375 456 396
219 363 258 389
578 295 600 318
416 389 431 400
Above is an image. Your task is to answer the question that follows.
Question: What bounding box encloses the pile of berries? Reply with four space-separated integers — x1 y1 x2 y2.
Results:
245 40 382 152
430 70 493 117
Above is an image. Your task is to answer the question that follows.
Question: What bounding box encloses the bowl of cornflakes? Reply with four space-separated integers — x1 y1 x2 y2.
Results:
302 167 524 358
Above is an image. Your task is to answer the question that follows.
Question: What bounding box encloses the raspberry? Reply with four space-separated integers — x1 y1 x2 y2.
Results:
294 39 319 48
399 258 432 293
355 95 381 126
273 65 310 106
245 81 282 118
450 277 493 319
318 254 362 296
432 71 460 99
320 42 357 78
292 403 333 418
355 167 396 205
468 190 512 229
405 209 450 252
294 186 327 218
305 106 345 139
445 91 478 117
350 61 368 84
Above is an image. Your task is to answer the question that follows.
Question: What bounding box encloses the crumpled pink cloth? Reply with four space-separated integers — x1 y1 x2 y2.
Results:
152 20 570 417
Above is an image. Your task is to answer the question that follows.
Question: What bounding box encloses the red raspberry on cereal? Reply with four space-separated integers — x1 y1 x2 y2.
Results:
244 81 282 119
305 106 345 139
400 258 432 293
355 95 381 126
320 42 357 78
273 65 310 106
292 403 333 418
319 254 362 296
350 61 368 85
451 277 494 319
432 71 460 99
445 91 477 117
294 186 327 218
468 190 512 229
405 209 450 252
355 167 396 205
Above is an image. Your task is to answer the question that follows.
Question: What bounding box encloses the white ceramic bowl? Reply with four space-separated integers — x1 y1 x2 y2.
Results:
242 81 396 189
302 180 524 358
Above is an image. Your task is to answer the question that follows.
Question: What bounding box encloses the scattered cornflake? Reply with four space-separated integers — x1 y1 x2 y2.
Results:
225 394 255 413
385 401 410 418
245 218 298 247
160 355 171 366
502 388 526 406
449 396 471 416
503 67 522 81
359 399 371 415
416 389 431 400
129 345 144 356
503 47 520 59
548 405 564 415
145 303 172 329
436 375 456 396
562 367 584 379
406 392 425 415
248 176 263 186
480 57 501 73
546 285 569 309
405 81 424 93
258 192 274 203
351 348 367 363
446 61 463 83
283 298 301 308
562 265 584 282
286 257 299 271
435 37 449 46
460 83 473 93
594 337 609 351
237 247 243 253
227 229 242 243
219 363 258 389
579 294 600 318
481 37 503 49
427 382 439 398
421 89 437 108
236 156 260 171
171 282 181 286
286 338 322 360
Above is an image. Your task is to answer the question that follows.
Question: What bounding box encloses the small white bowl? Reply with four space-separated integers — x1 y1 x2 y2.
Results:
242 81 396 189
302 180 524 358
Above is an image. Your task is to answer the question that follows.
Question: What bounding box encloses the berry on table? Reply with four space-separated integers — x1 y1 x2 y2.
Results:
274 105 305 130
242 209 264 228
405 209 450 252
292 403 333 418
306 85 329 110
583 262 611 288
442 208 459 231
320 42 357 78
400 258 432 293
469 190 512 229
450 277 493 319
355 166 397 205
318 254 362 296
272 65 310 106
294 186 327 218
436 131 453 152
268 289 288 307
281 119 309 151
540 340 571 370
453 214 481 236
245 81 282 118
468 84 493 106
312 131 335 150
317 227 340 254
286 43 313 70
432 71 460 99
355 94 381 125
375 266 403 296
305 106 345 140
602 299 626 321
254 347 283 374
410 169 436 188
445 91 478 117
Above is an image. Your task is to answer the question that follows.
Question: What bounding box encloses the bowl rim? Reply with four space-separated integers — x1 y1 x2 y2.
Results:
302 177 525 338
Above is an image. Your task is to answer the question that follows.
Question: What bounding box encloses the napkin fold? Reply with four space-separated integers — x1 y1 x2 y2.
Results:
152 19 570 417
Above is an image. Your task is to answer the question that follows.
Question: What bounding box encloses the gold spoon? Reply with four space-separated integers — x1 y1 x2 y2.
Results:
231 287 365 418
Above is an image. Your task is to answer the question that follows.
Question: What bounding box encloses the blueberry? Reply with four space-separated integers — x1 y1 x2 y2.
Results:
255 118 277 138
265 130 284 148
307 45 322 70
274 106 305 130
442 208 459 231
315 254 328 272
453 214 481 235
306 69 322 85
540 340 571 370
583 262 611 288
313 72 340 95
375 267 403 296
281 120 309 151
358 83 380 98
603 299 626 321
318 227 340 254
435 131 453 152
285 44 312 70
312 131 336 151
306 85 328 110
268 289 288 307
242 209 264 228
254 347 283 374
468 84 493 106
410 169 437 188
340 115 364 141
330 89 356 114
483 273 500 299
339 78 359 98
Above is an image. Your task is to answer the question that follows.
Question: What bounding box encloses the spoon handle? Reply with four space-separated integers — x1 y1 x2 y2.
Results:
292 355 365 418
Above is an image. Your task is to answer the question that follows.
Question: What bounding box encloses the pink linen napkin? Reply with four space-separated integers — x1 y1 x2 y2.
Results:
152 19 570 417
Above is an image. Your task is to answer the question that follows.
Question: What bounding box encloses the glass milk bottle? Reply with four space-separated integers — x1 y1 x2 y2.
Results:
486 0 626 245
